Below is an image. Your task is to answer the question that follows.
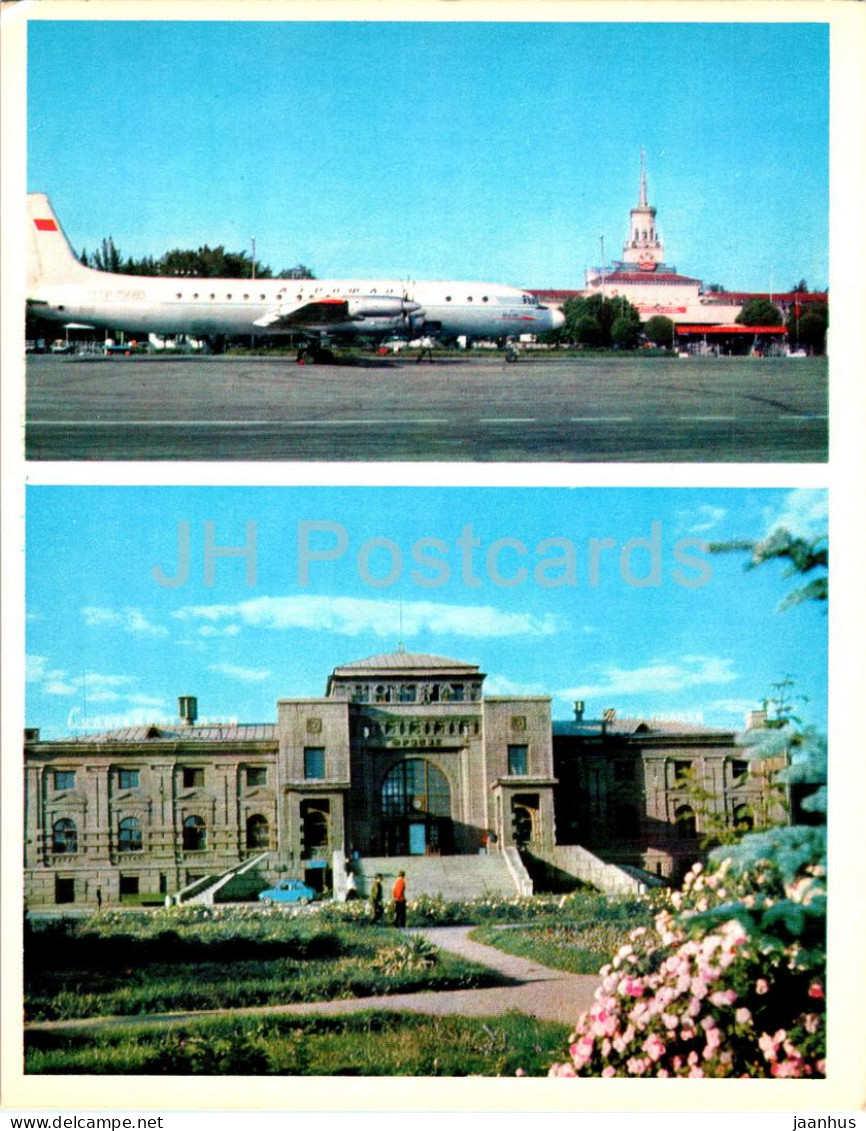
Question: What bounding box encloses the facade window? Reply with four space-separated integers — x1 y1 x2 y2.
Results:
674 804 697 840
246 814 270 850
52 818 78 854
374 685 390 703
53 770 75 791
55 876 75 904
182 768 205 788
399 684 417 702
118 769 140 790
182 815 207 851
304 747 325 780
507 744 528 776
731 759 749 783
381 759 450 819
733 803 754 832
673 761 693 787
300 800 330 857
118 816 143 852
353 684 369 703
614 760 636 783
246 767 267 787
119 874 139 897
613 804 638 839
450 684 465 702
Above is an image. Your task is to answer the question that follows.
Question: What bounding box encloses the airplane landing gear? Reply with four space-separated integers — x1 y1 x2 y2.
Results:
297 344 336 365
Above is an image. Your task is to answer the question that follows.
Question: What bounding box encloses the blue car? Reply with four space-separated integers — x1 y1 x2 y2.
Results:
258 878 318 905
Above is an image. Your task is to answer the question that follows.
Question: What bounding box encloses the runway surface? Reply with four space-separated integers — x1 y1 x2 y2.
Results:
25 353 828 462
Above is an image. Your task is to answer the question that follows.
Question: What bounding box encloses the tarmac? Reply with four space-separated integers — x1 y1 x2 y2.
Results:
24 925 599 1035
25 353 828 462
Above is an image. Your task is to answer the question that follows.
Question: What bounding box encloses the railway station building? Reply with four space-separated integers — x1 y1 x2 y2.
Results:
23 649 788 908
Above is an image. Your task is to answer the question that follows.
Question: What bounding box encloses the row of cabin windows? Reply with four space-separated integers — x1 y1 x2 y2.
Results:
50 814 272 854
167 291 531 305
51 767 270 792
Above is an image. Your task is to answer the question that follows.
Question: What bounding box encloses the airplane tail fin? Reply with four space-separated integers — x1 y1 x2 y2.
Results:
27 193 92 290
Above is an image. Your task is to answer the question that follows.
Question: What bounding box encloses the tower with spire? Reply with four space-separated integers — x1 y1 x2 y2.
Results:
622 148 664 271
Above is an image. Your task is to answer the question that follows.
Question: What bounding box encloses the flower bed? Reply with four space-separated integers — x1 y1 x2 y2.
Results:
549 857 825 1078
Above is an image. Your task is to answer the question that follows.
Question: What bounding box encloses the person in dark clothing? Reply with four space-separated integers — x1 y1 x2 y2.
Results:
369 873 384 923
392 870 407 928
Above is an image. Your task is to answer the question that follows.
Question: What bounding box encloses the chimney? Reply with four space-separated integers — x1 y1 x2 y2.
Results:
178 695 198 727
745 708 767 731
602 708 617 723
24 728 40 743
573 700 585 722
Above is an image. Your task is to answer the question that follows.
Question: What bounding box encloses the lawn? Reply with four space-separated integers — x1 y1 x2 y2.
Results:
25 1010 569 1076
25 916 502 1021
468 893 654 974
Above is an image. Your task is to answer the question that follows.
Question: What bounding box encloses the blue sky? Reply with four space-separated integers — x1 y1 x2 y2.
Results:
26 487 828 739
26 20 828 291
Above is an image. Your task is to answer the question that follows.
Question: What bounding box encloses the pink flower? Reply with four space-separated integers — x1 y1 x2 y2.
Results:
601 1066 616 1078
803 1013 821 1035
735 1007 752 1025
643 1033 666 1062
548 1063 576 1077
808 980 824 1000
755 978 770 995
709 989 738 1007
626 1056 649 1076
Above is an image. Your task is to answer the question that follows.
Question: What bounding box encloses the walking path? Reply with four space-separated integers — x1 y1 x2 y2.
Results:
25 926 600 1035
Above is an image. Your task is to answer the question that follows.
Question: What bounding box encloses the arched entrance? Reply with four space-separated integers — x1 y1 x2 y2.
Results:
381 758 452 855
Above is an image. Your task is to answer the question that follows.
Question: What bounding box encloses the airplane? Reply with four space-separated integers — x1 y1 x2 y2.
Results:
26 194 565 360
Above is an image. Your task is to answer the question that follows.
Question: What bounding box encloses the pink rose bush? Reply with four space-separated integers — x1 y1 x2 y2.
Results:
549 857 825 1078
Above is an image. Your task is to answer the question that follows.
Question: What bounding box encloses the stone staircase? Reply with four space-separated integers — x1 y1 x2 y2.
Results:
348 853 523 901
176 852 271 906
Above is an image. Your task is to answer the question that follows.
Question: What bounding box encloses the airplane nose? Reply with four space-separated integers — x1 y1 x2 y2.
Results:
550 308 566 331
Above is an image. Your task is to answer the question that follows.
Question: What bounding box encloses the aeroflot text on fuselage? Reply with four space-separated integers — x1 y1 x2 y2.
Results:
26 193 565 342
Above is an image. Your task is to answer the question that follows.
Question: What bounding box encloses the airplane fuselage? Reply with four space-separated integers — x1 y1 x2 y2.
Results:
33 270 556 340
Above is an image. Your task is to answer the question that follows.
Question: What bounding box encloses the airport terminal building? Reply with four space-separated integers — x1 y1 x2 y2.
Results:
23 650 787 908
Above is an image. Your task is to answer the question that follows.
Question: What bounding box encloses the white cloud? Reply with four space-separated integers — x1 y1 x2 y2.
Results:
174 595 559 639
560 654 738 701
764 489 827 540
81 606 169 637
198 624 242 638
678 504 727 536
208 662 271 683
28 656 164 712
711 697 761 718
483 674 549 697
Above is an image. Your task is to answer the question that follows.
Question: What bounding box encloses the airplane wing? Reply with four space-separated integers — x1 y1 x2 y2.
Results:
253 297 348 329
253 295 423 330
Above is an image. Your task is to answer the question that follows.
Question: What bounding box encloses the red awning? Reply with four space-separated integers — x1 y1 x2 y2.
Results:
675 325 787 335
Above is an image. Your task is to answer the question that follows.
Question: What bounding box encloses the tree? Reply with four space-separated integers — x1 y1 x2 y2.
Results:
277 265 316 280
563 294 641 348
91 237 122 273
644 315 675 349
575 315 602 347
735 298 783 327
787 299 827 355
611 315 639 350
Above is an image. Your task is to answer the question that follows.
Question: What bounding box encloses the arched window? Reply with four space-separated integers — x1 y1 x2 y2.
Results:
118 816 142 852
246 813 270 850
674 804 696 840
182 815 206 852
52 817 78 854
381 759 451 819
733 803 754 832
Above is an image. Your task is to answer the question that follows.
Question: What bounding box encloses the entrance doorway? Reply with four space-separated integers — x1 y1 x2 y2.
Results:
381 758 452 855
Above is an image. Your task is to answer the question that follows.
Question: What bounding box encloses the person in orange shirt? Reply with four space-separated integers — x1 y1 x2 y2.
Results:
392 870 407 928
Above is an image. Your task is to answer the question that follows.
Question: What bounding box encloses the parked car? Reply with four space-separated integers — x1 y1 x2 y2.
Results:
258 878 318 905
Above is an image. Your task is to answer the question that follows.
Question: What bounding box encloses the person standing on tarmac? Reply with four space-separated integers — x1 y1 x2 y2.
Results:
416 336 435 363
392 870 407 927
